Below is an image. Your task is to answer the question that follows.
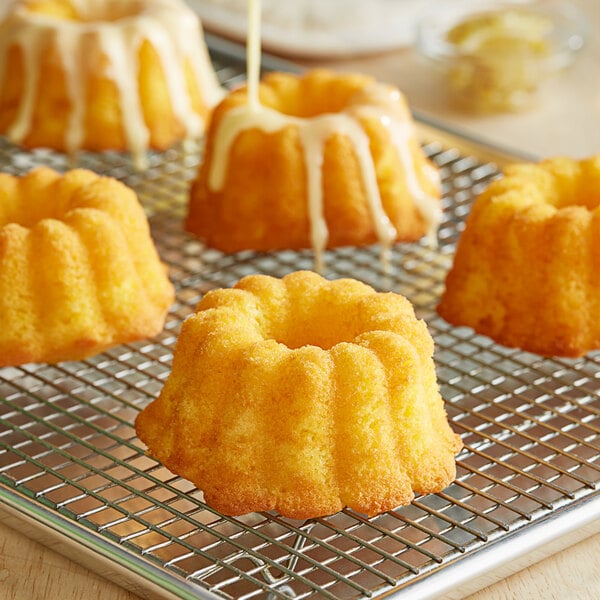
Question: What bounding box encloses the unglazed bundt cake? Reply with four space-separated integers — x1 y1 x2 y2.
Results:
136 271 461 519
0 167 174 366
0 0 223 169
438 155 600 357
186 69 442 269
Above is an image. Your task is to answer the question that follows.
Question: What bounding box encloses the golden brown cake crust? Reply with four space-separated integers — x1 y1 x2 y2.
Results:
0 167 174 366
136 271 461 519
0 0 221 163
438 155 600 357
186 69 441 253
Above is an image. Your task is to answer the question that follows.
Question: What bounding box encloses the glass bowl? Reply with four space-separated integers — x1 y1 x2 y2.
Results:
416 0 588 113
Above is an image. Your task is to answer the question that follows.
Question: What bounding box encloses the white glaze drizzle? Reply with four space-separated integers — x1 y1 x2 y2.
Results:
55 32 85 156
208 97 441 268
99 24 151 170
208 102 407 272
378 114 442 246
0 0 223 169
6 27 44 143
209 0 440 269
302 135 328 274
351 84 442 246
246 0 261 111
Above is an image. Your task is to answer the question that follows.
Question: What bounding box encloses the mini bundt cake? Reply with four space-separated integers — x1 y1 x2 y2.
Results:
0 0 223 169
186 69 442 269
438 155 600 357
0 167 174 366
136 271 461 519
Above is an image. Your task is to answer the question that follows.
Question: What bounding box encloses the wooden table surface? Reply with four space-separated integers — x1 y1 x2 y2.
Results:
0 520 598 600
1 1 599 599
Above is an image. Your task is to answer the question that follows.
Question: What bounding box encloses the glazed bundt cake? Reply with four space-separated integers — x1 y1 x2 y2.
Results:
0 167 174 366
0 0 223 169
186 69 442 269
136 271 461 519
438 155 600 357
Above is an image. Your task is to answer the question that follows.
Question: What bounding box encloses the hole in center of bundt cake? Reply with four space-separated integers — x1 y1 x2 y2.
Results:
263 72 367 119
266 295 369 351
530 159 600 211
24 0 144 22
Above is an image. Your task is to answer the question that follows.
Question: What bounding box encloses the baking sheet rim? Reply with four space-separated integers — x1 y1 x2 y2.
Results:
2 481 600 599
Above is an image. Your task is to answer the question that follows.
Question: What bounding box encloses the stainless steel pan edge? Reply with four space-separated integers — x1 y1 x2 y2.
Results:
2 482 599 600
0 485 220 600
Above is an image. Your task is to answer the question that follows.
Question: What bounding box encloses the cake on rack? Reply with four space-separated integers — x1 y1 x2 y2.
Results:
438 155 600 357
186 69 442 270
136 271 461 519
0 167 174 366
0 0 223 169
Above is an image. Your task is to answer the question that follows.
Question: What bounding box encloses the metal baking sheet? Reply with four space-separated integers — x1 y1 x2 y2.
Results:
1 36 599 600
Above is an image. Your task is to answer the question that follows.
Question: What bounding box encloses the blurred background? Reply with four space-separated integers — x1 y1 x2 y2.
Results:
189 0 599 160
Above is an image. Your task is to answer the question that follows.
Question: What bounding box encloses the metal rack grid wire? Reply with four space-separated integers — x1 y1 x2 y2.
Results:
1 38 600 600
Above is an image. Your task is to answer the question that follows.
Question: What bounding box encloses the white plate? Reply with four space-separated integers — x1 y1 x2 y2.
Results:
188 0 426 58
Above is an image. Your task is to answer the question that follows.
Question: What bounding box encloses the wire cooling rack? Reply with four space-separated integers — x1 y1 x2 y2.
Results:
1 36 600 600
